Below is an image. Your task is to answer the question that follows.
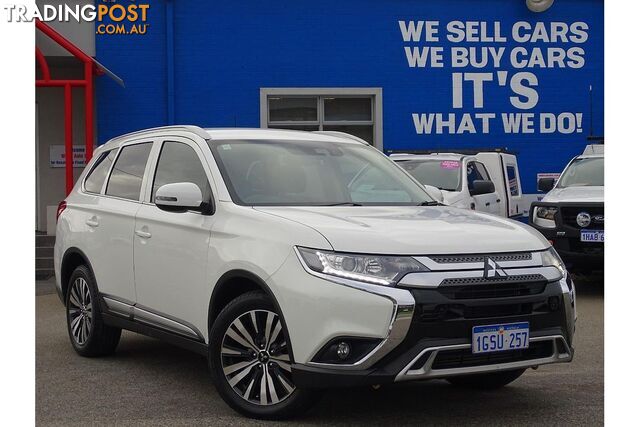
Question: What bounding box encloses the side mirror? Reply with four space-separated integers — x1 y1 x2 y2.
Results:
538 177 555 192
470 180 495 196
155 182 203 212
423 184 445 203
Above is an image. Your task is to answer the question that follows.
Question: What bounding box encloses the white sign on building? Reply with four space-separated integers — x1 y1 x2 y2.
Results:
49 145 89 168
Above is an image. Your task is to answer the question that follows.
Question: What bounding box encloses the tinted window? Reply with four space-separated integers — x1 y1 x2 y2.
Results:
84 149 116 193
152 141 210 201
467 161 490 189
209 139 430 206
475 162 490 180
397 159 461 191
106 143 152 201
557 157 604 188
506 165 520 196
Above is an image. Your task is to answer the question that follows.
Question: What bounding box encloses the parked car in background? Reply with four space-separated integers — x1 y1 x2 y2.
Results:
530 145 604 272
55 127 575 419
391 152 524 218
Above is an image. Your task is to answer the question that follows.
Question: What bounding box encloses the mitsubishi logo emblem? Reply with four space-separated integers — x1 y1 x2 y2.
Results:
484 257 506 279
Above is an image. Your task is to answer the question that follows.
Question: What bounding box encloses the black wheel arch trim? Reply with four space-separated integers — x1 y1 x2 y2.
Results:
209 269 297 363
60 247 97 303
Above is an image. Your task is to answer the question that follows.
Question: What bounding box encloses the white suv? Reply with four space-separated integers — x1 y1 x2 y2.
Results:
55 126 576 419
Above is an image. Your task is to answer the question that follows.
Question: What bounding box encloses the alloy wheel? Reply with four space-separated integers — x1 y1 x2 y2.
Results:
67 277 93 346
220 309 295 406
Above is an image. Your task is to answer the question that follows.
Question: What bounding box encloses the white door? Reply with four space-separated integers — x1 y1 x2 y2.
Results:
467 160 500 214
133 138 216 338
83 141 153 302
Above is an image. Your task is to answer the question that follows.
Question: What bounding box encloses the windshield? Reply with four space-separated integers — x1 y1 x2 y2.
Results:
395 159 462 191
208 140 431 206
557 157 604 188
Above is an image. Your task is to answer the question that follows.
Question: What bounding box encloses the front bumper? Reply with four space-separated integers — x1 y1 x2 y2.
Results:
292 279 576 389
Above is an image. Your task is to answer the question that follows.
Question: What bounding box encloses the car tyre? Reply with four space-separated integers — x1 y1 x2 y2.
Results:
65 265 121 357
209 291 318 420
446 368 526 390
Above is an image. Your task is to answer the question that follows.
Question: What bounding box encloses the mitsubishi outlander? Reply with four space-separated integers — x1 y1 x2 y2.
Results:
55 126 576 419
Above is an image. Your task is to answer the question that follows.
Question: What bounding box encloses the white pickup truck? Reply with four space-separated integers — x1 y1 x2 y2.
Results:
391 152 525 219
529 144 604 272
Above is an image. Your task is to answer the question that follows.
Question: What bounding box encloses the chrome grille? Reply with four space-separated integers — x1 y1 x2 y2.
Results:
429 252 532 264
440 274 546 286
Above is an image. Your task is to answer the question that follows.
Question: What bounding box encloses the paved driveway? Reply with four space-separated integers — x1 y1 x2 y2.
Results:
36 278 603 426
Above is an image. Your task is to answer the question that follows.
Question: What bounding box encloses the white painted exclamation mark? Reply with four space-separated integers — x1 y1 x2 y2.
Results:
576 113 583 133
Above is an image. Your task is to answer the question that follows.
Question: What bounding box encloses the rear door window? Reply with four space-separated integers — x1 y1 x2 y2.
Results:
506 165 520 196
84 149 116 194
106 143 153 201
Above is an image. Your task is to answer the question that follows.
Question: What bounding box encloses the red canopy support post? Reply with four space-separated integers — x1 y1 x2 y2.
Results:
36 20 121 195
35 47 50 81
84 61 94 161
64 84 73 194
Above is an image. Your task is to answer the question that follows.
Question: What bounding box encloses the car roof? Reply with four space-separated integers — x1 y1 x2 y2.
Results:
576 154 604 160
97 126 365 152
390 153 466 161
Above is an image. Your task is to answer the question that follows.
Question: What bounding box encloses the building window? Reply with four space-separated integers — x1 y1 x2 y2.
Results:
260 88 383 149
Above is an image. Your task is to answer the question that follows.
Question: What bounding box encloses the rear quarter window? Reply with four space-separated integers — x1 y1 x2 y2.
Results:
83 150 116 194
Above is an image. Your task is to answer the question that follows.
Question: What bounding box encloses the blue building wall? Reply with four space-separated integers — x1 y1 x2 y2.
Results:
96 0 604 194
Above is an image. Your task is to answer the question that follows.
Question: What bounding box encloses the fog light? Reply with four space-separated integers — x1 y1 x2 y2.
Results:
336 342 351 360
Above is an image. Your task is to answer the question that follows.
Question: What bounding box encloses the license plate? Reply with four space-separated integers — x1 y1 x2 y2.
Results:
580 230 604 242
472 322 529 354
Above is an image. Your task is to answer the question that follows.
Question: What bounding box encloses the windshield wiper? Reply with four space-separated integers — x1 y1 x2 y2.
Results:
323 202 363 206
417 200 444 206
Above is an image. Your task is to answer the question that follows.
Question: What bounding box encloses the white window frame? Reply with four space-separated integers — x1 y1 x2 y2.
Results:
260 88 383 150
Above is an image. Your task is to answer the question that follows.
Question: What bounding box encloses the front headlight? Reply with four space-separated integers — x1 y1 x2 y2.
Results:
541 247 567 278
533 206 558 228
297 247 426 286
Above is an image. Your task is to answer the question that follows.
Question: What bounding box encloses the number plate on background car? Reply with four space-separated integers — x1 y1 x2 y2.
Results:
580 230 604 242
472 322 529 354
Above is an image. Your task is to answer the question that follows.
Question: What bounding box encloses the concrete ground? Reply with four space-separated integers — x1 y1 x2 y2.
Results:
36 277 603 426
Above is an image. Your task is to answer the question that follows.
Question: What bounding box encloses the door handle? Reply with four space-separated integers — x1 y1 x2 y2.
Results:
496 199 501 203
85 217 99 227
135 230 152 239
485 202 491 207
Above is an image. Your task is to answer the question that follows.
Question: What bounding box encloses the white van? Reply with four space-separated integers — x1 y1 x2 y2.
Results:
391 152 525 219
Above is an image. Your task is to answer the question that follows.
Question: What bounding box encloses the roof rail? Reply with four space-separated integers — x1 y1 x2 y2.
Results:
106 125 210 144
313 131 369 145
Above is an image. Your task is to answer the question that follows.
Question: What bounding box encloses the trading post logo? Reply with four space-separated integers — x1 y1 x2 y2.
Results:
2 1 150 35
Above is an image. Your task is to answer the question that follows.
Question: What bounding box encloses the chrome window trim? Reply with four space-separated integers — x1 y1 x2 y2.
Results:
395 335 573 382
293 247 414 370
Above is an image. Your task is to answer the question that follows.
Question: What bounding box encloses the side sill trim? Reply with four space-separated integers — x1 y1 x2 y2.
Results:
101 293 205 342
102 313 208 356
